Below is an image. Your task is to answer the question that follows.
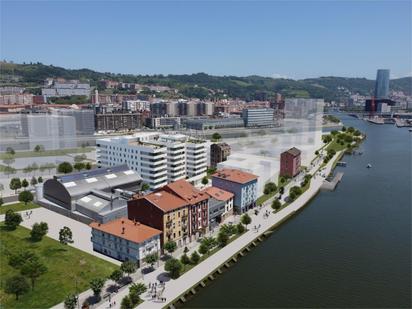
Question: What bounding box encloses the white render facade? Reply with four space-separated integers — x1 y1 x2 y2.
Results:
96 132 207 189
96 133 168 190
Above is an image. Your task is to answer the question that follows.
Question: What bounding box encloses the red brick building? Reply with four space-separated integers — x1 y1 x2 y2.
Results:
280 147 301 178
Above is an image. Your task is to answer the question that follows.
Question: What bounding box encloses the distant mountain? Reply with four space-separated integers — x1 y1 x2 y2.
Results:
1 61 411 101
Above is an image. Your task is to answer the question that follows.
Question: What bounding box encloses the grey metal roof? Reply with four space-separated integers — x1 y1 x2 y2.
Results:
56 164 141 198
75 190 127 215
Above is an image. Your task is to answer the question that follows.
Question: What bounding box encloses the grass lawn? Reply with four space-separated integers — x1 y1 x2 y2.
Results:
0 202 41 215
0 147 94 159
0 223 117 308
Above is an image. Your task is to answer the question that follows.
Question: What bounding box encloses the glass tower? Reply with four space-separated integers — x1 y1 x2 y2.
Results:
374 69 390 99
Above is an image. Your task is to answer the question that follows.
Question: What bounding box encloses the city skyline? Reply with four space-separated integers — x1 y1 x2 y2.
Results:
1 1 411 79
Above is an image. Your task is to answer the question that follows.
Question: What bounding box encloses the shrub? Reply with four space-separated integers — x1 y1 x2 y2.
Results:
30 222 48 241
190 251 200 265
5 210 22 230
165 258 182 279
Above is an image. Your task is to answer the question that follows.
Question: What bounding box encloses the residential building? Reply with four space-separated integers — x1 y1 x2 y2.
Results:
95 112 142 131
185 139 207 184
122 100 150 112
375 69 390 99
242 108 275 127
203 186 234 228
212 169 258 213
97 132 207 188
128 189 190 247
147 117 181 129
90 218 161 265
39 165 142 223
96 133 168 190
280 147 301 178
210 143 231 168
283 99 324 119
163 179 209 240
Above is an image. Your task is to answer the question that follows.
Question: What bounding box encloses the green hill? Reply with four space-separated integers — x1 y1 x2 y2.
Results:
1 61 410 101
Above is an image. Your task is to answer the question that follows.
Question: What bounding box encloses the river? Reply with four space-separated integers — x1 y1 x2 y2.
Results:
183 114 411 308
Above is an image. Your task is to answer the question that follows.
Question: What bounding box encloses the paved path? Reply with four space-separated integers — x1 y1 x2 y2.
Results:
91 151 340 309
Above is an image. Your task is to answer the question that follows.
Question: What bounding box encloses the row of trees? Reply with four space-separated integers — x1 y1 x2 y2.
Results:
164 215 251 280
9 177 43 194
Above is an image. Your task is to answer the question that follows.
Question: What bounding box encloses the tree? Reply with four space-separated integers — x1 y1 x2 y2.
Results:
165 258 182 279
236 223 245 234
38 176 43 183
120 295 133 309
9 177 21 194
30 222 48 241
120 260 137 276
5 209 22 230
6 147 15 155
89 278 106 298
34 144 43 152
141 183 150 191
211 132 221 141
143 252 158 267
64 294 78 309
190 251 200 265
110 269 124 285
271 199 282 211
263 182 277 195
20 256 48 290
9 251 36 269
85 162 92 170
240 213 251 228
180 253 190 265
58 162 73 174
201 176 209 185
74 154 87 163
59 226 73 244
5 275 30 300
164 240 177 254
217 230 229 247
315 150 319 155
199 237 216 255
30 176 38 186
18 190 33 205
73 162 85 172
21 179 29 190
129 282 147 304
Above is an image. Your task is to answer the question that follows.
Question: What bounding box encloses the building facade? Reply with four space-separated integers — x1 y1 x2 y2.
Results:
210 143 231 168
212 169 258 213
242 108 275 127
280 147 301 178
52 108 95 135
95 112 142 132
128 190 190 247
90 218 161 265
204 186 234 228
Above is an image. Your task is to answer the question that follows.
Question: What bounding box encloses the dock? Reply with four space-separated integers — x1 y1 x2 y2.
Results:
321 172 344 191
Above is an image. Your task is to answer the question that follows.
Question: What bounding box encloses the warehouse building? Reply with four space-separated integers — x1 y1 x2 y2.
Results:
39 165 142 223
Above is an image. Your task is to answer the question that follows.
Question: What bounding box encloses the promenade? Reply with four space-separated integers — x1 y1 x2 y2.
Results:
93 150 340 309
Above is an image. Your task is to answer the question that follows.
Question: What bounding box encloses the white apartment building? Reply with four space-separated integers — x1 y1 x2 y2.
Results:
96 132 207 189
96 133 168 190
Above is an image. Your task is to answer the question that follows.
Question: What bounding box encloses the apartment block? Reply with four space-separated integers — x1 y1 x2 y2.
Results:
210 143 231 168
96 133 168 190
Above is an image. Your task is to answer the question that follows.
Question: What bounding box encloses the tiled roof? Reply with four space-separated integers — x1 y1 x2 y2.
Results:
164 179 208 204
90 217 161 244
203 186 234 201
212 168 258 184
144 190 188 212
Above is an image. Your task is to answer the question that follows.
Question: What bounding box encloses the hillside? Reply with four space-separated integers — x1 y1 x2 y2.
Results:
0 61 411 101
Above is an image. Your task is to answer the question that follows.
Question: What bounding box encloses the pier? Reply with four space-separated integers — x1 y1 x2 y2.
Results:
321 172 344 191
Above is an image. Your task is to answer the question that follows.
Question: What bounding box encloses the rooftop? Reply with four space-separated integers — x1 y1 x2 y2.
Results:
285 147 301 157
204 186 234 201
212 168 258 184
144 190 188 212
164 179 208 204
90 218 161 244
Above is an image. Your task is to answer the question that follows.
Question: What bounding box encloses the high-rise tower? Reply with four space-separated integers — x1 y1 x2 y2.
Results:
374 69 390 99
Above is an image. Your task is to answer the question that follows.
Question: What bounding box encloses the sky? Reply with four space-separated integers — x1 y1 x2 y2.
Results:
1 0 411 79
